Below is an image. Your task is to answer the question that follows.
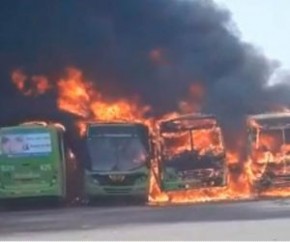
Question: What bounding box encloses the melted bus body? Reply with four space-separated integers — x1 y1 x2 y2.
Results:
247 113 290 191
84 122 152 200
158 114 228 191
0 122 67 200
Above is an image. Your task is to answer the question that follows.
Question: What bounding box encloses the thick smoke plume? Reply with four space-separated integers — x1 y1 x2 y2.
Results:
1 0 290 150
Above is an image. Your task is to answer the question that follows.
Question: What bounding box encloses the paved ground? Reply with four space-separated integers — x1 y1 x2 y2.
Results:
2 199 290 240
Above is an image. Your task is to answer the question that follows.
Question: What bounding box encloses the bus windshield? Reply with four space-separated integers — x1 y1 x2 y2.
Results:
87 135 148 172
162 127 223 160
255 128 290 153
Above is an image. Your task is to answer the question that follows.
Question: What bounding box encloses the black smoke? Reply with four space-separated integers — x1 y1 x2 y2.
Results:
0 0 290 149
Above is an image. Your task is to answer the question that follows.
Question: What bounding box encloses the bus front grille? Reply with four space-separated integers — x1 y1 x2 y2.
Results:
91 174 146 186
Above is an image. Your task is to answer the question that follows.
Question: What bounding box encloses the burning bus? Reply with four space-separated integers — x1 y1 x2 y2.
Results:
247 112 290 191
83 122 153 201
0 121 69 202
157 113 228 191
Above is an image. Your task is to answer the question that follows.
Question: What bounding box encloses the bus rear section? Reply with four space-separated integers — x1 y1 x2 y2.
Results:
84 122 152 201
0 122 66 200
247 113 290 191
157 114 228 191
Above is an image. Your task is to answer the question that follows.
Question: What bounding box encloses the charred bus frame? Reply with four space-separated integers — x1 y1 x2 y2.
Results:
247 112 290 190
157 113 228 191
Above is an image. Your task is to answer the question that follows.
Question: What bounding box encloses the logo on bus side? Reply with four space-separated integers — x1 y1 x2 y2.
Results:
109 175 125 182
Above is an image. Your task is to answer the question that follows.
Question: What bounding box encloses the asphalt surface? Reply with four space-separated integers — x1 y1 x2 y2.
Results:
1 199 290 240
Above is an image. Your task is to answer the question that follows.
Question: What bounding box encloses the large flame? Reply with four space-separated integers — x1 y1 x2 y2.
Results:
56 68 151 135
57 68 92 118
149 164 252 205
10 67 290 205
247 113 290 198
148 114 252 205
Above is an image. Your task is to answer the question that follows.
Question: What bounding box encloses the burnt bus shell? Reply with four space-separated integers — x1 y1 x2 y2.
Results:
247 113 290 191
158 114 228 191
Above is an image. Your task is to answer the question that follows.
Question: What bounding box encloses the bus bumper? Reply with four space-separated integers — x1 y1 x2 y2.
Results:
85 180 147 198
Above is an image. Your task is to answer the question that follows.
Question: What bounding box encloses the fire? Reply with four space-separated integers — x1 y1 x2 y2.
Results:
77 121 87 137
11 67 152 135
246 113 290 198
159 128 223 158
57 68 92 118
149 164 252 205
149 111 290 206
149 155 253 205
57 68 151 135
11 69 51 96
11 66 290 205
191 127 224 156
89 100 150 122
148 114 253 205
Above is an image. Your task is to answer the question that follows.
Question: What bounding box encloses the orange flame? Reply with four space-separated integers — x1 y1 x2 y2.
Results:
148 114 252 205
149 162 252 205
11 66 290 204
247 113 290 198
57 68 92 118
11 69 51 96
57 68 151 135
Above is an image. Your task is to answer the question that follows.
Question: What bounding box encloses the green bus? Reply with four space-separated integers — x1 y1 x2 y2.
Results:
0 122 67 201
84 122 153 201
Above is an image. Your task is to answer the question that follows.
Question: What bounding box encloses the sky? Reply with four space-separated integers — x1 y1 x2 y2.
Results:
214 0 290 70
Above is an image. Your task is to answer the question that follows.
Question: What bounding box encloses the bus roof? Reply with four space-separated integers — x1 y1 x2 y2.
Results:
247 112 290 130
159 113 218 133
86 121 147 128
247 112 290 121
0 122 65 132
